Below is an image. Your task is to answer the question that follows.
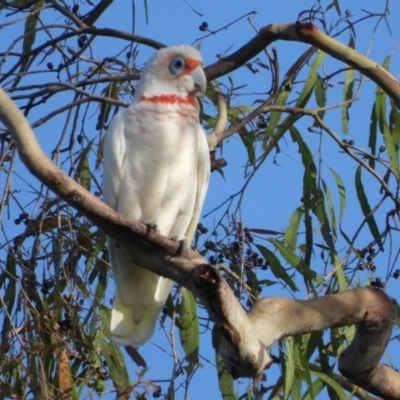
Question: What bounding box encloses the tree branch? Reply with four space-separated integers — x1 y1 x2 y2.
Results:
1 19 400 398
205 21 400 108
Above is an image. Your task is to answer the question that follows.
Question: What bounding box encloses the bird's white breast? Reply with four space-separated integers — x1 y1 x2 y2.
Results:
116 101 202 238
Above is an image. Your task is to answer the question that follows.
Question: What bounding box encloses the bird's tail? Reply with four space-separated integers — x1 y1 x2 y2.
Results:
110 260 173 346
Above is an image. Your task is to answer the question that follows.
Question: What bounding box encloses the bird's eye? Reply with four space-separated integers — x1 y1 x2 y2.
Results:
168 56 186 75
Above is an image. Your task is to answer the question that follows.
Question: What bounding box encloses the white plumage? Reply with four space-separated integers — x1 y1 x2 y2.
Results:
102 45 210 346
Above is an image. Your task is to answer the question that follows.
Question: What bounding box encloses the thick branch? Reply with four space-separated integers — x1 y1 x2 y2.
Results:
245 287 398 399
205 22 400 108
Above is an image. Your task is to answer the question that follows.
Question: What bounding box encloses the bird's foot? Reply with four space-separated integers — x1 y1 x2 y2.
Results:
172 238 187 256
141 221 157 234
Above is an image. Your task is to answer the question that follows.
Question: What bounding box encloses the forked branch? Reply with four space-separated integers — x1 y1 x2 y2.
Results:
1 19 400 399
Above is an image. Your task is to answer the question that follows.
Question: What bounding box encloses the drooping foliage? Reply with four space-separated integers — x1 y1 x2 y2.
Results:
0 1 399 399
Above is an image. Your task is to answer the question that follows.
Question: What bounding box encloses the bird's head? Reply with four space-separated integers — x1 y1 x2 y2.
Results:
135 45 207 104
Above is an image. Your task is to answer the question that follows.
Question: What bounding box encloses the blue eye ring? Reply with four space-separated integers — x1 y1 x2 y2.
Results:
168 56 186 75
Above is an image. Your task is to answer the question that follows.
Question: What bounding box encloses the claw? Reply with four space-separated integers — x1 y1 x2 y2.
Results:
141 221 157 234
175 238 187 256
147 223 157 232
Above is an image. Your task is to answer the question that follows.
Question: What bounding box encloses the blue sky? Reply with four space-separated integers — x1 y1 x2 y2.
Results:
1 0 400 399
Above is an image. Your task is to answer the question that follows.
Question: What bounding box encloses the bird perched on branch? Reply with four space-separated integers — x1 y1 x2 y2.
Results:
102 45 210 346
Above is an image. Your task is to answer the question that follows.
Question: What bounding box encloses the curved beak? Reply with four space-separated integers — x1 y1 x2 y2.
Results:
190 65 207 95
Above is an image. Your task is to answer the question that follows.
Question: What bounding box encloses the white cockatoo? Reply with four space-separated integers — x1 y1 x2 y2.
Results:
102 45 210 346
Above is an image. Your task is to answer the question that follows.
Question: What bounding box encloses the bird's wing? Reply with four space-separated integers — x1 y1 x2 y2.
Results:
183 125 210 242
102 112 126 211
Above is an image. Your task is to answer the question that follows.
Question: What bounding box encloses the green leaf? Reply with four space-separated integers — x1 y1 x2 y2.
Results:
271 240 324 285
83 0 115 26
93 261 108 304
284 206 304 250
99 305 111 335
327 167 346 223
295 51 325 109
144 0 149 25
310 370 348 400
283 339 295 400
167 383 175 400
382 55 391 70
355 165 383 250
76 139 94 191
52 236 62 277
341 37 355 135
321 179 337 241
217 357 236 400
314 74 326 121
256 245 298 292
380 110 400 179
332 0 341 16
98 306 130 392
263 51 324 151
102 338 130 393
178 289 199 365
1 251 17 344
20 0 44 75
290 126 342 286
96 82 119 130
264 90 291 139
213 325 236 400
245 268 260 296
87 232 107 273
369 98 378 169
293 335 314 399
303 377 324 400
81 157 91 190
389 103 400 152
240 132 256 165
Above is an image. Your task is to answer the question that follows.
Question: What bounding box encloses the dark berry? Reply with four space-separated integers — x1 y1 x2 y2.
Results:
200 226 208 234
204 241 216 249
199 21 209 31
258 116 266 129
368 246 375 255
78 35 87 48
232 242 240 252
